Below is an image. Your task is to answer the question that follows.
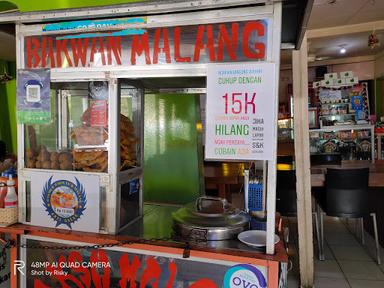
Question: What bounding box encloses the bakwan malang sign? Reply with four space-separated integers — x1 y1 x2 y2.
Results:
25 20 268 68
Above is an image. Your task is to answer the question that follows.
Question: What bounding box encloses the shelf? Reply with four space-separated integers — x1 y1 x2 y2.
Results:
320 102 350 106
319 113 354 117
73 144 108 150
310 124 374 133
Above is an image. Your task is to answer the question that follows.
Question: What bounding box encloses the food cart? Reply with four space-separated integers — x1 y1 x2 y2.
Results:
0 0 297 287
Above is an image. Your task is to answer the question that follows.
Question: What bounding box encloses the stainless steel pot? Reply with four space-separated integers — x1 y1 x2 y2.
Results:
172 196 249 241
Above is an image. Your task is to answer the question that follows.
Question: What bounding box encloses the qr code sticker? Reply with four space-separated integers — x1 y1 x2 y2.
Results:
26 85 41 102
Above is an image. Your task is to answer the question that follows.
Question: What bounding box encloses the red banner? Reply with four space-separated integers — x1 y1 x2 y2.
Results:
32 250 217 288
25 21 268 68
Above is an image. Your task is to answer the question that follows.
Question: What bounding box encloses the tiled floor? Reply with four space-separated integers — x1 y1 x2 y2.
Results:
286 216 384 288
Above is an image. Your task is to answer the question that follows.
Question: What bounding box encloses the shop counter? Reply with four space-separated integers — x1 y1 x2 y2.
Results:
1 204 288 287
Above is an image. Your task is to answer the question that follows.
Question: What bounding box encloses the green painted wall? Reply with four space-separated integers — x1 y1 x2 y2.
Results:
5 79 16 154
2 0 146 12
143 93 201 204
0 1 17 12
0 60 16 154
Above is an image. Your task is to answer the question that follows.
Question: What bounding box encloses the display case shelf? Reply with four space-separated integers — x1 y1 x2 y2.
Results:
309 125 374 162
319 113 355 117
320 102 350 106
310 124 373 133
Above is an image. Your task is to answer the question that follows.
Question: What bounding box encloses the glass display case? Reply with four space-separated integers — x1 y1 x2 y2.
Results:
19 79 144 234
24 81 141 173
317 83 370 128
308 82 374 162
309 125 374 161
278 118 293 141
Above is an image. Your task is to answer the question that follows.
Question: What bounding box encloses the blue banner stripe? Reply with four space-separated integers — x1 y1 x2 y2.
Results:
56 29 146 40
43 17 146 32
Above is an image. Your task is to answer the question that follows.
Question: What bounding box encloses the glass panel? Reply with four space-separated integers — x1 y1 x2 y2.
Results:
26 180 31 222
99 186 107 230
120 84 141 170
143 93 200 204
24 81 109 172
119 179 140 228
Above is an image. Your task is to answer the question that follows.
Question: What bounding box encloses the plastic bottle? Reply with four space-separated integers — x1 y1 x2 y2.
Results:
0 182 6 208
1 167 17 194
4 175 17 208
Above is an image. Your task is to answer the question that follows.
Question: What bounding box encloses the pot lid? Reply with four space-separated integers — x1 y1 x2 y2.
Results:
185 196 240 218
172 197 249 229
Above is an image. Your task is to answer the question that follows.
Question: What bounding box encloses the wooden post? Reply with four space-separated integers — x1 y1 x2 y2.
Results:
292 33 314 287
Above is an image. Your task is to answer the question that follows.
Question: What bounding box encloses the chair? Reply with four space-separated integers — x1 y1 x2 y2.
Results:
310 153 341 166
314 168 381 264
275 169 297 254
277 155 294 164
276 170 297 216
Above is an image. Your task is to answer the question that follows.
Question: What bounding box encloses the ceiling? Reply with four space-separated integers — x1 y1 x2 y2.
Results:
306 0 384 62
308 0 384 29
308 31 384 61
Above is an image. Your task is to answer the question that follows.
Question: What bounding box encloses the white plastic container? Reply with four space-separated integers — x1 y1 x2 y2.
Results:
4 175 17 208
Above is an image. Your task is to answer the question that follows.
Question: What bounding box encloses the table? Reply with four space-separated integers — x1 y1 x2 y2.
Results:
204 162 244 201
311 160 384 187
310 160 384 249
0 204 288 287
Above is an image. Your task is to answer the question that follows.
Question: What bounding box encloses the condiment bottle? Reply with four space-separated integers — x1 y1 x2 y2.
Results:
0 182 6 208
1 167 17 194
0 174 8 208
4 175 17 208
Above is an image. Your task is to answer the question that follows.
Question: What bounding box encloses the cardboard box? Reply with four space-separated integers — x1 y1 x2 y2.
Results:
321 79 333 87
346 77 359 85
334 78 345 86
313 81 321 88
324 73 338 81
340 71 353 78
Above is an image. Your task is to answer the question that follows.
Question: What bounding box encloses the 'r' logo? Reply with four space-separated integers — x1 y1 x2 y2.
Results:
14 260 25 276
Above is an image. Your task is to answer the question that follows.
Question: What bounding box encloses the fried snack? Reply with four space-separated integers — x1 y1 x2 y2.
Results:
120 114 137 170
35 161 41 169
73 150 108 172
50 152 59 162
42 161 51 169
26 159 35 168
71 126 108 146
26 149 34 159
37 148 50 163
70 109 137 171
59 152 72 163
50 161 60 170
27 125 37 153
60 160 73 170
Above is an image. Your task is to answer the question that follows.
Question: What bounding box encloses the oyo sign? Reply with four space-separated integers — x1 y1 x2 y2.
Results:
223 264 267 288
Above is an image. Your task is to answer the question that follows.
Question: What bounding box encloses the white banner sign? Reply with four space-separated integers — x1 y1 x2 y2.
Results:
205 63 276 160
30 172 100 233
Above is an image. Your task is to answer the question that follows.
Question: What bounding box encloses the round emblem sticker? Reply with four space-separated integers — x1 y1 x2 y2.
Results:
223 264 267 288
42 176 87 228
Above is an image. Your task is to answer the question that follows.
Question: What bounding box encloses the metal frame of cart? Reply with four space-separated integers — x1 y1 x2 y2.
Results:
15 1 282 254
5 2 287 287
17 231 287 288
